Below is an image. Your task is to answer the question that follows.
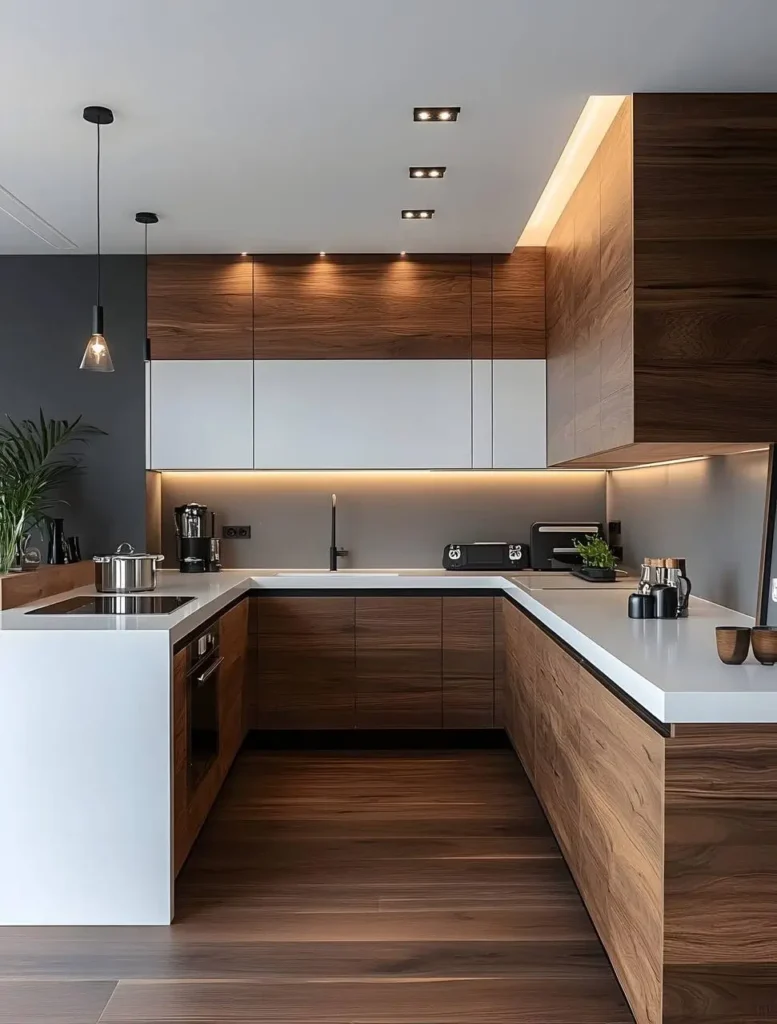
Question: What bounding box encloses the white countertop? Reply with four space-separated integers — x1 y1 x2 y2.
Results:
0 568 773 724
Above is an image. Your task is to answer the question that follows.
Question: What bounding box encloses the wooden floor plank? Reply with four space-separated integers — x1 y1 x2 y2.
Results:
3 749 633 1024
0 980 116 1024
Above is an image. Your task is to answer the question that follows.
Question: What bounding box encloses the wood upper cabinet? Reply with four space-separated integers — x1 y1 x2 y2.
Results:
254 597 356 729
546 93 777 468
253 255 471 358
355 597 442 728
148 256 253 359
148 252 546 362
491 249 546 359
442 597 494 729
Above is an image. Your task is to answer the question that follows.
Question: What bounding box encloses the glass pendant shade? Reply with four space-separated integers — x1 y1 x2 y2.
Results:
80 305 114 372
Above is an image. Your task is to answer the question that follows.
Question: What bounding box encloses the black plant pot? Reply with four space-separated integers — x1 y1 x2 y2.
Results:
572 566 617 583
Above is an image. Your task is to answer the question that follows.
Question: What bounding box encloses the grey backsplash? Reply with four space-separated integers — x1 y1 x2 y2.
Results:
160 471 607 570
607 450 769 616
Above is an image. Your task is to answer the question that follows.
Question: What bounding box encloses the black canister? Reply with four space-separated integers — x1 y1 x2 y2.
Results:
628 592 656 619
651 583 678 619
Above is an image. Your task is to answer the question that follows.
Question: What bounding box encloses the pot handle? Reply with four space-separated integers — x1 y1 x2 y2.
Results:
153 554 165 563
115 542 135 554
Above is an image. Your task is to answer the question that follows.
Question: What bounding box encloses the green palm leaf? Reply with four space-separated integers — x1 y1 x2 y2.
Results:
0 410 105 574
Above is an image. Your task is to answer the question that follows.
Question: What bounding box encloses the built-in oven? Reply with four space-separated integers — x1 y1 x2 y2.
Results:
186 625 222 791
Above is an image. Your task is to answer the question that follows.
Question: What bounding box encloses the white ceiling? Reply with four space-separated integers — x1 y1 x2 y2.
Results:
2 0 777 255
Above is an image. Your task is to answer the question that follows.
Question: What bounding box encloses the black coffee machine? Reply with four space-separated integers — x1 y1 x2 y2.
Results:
174 503 221 573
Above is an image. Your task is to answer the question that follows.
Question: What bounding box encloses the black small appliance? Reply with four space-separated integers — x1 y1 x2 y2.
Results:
443 542 530 572
174 502 221 573
529 522 603 571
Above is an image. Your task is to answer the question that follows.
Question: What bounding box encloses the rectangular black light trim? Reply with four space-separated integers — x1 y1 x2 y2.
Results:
402 209 435 220
409 166 446 179
414 107 460 122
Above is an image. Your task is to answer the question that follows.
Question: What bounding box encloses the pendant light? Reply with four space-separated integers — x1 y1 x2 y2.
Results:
80 105 115 372
135 212 158 361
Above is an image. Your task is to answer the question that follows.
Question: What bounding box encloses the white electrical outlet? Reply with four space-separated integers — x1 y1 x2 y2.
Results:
772 578 777 603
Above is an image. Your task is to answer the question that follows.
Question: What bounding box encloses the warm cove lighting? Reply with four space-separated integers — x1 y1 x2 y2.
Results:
517 95 626 247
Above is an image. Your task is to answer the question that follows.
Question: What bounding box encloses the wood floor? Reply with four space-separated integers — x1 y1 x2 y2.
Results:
0 748 634 1023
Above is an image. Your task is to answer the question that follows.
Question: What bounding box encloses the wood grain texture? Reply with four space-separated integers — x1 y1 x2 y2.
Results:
545 97 634 466
254 597 356 729
173 647 189 877
577 666 665 1024
0 561 93 611
253 255 472 358
148 256 253 359
355 597 442 728
492 247 546 358
442 596 494 729
503 599 536 785
631 93 777 446
220 598 249 672
493 596 505 727
471 255 493 358
4 750 629 1022
0 980 116 1023
665 725 777 966
503 602 663 1024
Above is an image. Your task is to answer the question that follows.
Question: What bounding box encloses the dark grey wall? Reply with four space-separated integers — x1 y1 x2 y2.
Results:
607 450 769 616
0 255 146 557
160 471 607 569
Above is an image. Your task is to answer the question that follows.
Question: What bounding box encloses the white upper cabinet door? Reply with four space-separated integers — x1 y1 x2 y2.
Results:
149 360 254 470
254 360 472 469
472 359 547 469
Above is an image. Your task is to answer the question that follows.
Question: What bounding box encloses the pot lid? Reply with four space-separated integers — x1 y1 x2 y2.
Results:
93 543 164 562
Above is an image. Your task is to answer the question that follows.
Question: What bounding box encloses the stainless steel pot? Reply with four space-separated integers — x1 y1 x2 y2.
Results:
93 543 164 593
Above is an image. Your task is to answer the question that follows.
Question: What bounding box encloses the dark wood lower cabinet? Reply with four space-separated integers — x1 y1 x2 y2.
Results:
442 596 494 728
500 596 777 1024
254 597 356 729
173 597 250 877
355 597 442 729
250 594 496 731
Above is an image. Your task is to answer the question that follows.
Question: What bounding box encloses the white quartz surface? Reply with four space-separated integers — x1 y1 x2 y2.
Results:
1 568 774 724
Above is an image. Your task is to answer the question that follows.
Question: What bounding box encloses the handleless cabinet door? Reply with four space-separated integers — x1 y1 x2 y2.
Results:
472 359 547 468
149 360 254 469
254 360 472 469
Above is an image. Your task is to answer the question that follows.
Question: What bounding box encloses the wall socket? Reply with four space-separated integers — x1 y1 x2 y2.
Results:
222 525 251 539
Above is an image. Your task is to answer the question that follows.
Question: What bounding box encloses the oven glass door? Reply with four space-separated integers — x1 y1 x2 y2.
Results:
188 654 222 790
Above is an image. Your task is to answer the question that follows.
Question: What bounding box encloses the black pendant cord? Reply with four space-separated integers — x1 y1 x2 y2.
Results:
96 120 102 310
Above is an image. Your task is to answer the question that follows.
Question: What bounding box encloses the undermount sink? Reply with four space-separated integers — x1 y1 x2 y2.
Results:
274 571 400 576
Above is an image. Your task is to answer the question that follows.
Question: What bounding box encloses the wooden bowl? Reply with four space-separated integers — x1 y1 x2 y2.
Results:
751 627 777 666
715 627 751 665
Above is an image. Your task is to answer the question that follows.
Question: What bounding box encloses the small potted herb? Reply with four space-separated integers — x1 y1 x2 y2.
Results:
572 534 618 582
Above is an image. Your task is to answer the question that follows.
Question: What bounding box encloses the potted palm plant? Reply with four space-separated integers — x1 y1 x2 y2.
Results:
0 411 104 575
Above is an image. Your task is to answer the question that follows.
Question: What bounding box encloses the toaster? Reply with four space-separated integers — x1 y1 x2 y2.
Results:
529 522 603 571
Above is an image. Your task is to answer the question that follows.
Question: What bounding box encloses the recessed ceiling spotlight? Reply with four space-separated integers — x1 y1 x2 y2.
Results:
413 107 460 122
319 250 326 256
400 250 407 256
240 251 248 256
409 166 446 179
402 209 435 220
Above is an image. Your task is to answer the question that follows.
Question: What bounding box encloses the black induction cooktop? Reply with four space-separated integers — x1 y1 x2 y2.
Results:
26 595 195 615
